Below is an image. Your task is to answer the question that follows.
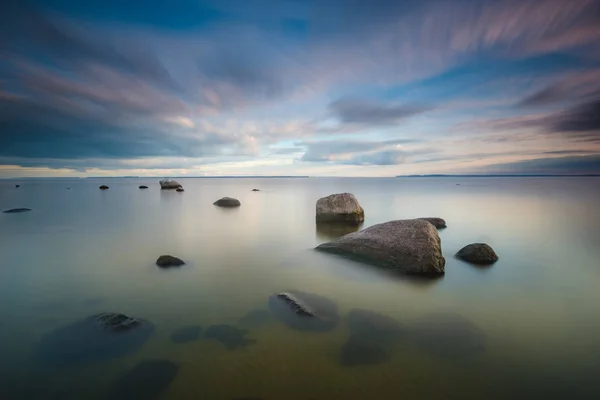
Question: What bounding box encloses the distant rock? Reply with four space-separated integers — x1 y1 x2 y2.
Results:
316 219 445 275
3 208 32 214
340 337 390 366
456 243 498 265
316 193 364 224
156 255 185 268
139 185 148 189
251 189 260 191
176 187 185 192
15 185 20 188
99 185 109 190
170 325 202 344
213 197 241 207
268 290 339 332
159 178 182 190
35 312 154 365
418 217 447 229
204 325 256 350
112 360 179 400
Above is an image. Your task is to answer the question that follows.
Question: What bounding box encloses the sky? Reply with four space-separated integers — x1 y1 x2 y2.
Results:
1 0 600 177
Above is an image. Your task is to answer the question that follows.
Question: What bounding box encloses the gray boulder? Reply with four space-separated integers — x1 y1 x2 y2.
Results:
159 178 182 190
316 219 445 275
214 197 241 207
316 193 364 224
418 217 446 229
456 243 498 265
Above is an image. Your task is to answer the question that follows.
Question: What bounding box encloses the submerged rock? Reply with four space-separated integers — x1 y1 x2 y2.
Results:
456 243 498 265
316 219 445 275
213 197 241 207
340 337 390 366
204 325 256 350
268 290 339 332
112 360 179 400
418 217 447 229
139 185 148 189
347 309 402 343
2 208 32 214
99 185 109 190
316 193 364 224
159 178 182 190
170 325 202 344
238 309 275 328
156 255 185 268
408 312 486 359
35 312 154 365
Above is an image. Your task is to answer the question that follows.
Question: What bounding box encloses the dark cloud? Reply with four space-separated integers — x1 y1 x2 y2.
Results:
550 99 600 137
519 70 600 107
329 97 431 126
485 155 600 175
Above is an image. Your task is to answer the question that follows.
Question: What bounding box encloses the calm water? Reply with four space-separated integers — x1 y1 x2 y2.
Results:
1 177 599 399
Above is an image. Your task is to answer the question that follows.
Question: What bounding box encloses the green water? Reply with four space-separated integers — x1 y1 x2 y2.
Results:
1 177 599 399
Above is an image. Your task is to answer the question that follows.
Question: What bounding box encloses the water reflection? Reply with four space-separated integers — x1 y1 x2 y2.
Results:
315 222 362 241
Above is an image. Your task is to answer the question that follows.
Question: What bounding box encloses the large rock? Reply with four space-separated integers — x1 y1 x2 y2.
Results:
213 197 241 207
418 217 446 229
268 290 339 332
316 193 364 224
159 178 182 190
456 243 498 265
35 312 154 365
316 219 445 275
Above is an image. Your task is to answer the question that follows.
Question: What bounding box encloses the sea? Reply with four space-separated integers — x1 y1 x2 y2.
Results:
1 177 599 400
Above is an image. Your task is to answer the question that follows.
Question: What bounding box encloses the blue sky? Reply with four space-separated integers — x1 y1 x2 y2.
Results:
1 0 600 177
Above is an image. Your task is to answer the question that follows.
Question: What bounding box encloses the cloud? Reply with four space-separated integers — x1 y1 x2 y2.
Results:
549 99 600 140
484 155 600 175
328 97 431 126
297 138 422 163
519 69 600 107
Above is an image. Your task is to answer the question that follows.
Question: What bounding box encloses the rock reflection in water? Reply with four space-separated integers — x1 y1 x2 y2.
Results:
316 222 362 241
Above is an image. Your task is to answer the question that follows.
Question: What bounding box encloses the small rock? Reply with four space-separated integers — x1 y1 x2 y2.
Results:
170 325 202 344
159 178 182 189
3 208 32 214
35 312 154 365
213 197 241 207
99 185 109 190
156 255 185 268
204 325 256 350
340 337 390 366
139 185 148 189
112 360 179 399
418 217 447 229
268 290 339 332
176 187 185 192
316 219 445 275
15 185 20 188
456 243 498 265
251 189 260 192
316 193 364 224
